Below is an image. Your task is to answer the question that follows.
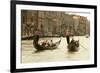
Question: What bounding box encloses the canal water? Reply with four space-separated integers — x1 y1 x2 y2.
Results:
21 36 90 63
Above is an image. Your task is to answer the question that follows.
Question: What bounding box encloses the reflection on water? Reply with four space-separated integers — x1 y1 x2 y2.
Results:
21 36 90 63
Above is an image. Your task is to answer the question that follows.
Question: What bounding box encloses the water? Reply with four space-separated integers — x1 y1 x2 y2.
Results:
21 36 90 63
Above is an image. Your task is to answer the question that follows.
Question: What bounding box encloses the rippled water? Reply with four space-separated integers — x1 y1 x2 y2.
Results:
21 36 90 63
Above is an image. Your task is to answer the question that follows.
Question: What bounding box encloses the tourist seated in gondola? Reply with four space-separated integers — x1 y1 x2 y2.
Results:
70 38 75 44
49 40 53 46
49 40 56 47
75 40 79 47
41 40 50 47
40 40 56 47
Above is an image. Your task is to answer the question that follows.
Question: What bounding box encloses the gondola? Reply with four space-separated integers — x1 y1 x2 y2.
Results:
33 36 61 51
67 38 79 52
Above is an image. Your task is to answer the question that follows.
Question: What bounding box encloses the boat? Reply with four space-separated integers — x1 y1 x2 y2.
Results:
67 39 79 52
33 36 61 51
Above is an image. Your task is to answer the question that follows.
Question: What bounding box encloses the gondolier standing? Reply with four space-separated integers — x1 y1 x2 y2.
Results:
66 31 70 44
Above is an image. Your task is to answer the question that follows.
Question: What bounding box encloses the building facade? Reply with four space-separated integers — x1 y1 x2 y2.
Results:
21 10 90 38
21 10 65 37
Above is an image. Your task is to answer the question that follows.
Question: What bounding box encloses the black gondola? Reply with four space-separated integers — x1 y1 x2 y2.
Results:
67 39 79 52
33 36 61 51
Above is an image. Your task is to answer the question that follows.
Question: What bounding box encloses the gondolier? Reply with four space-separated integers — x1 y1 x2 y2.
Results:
66 31 70 44
35 35 39 42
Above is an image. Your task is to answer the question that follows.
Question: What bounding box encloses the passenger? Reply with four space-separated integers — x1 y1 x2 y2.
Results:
70 38 75 43
45 40 49 47
42 40 49 47
41 40 46 46
49 40 53 46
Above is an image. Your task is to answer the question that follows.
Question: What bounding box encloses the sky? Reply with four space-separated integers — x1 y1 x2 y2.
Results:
66 12 90 21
